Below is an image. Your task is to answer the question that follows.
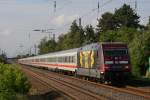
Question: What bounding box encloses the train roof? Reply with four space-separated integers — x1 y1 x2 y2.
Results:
79 43 100 51
19 42 127 60
101 42 127 45
20 48 79 60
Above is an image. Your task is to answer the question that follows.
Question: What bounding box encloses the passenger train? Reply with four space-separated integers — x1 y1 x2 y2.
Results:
18 42 131 83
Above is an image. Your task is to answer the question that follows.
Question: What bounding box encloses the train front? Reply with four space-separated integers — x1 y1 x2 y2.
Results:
101 43 131 82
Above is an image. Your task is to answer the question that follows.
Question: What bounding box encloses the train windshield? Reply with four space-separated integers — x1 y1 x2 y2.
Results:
104 49 128 56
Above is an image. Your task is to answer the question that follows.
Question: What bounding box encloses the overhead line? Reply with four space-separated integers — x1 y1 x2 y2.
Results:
55 0 115 31
42 0 73 29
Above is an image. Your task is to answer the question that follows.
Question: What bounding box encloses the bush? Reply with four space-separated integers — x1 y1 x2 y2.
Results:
0 63 30 100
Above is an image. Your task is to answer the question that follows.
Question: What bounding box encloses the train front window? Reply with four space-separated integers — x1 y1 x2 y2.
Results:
104 49 128 56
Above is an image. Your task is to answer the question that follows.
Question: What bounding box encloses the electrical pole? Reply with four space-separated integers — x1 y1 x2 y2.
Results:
34 44 37 55
54 1 56 12
135 0 137 13
97 0 100 20
79 17 82 27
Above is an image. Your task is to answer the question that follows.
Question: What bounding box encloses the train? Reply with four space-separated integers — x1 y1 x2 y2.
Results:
18 42 131 83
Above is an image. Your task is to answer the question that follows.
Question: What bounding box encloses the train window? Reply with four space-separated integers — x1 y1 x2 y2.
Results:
62 57 64 62
52 58 54 62
60 57 62 62
40 58 43 62
73 56 75 63
70 56 72 62
51 58 53 62
68 56 70 62
48 57 56 62
70 56 72 63
71 56 74 63
44 58 47 62
58 57 61 62
68 56 71 63
54 57 57 62
67 56 69 62
48 58 50 62
63 57 65 62
61 57 63 62
59 57 61 62
65 57 67 62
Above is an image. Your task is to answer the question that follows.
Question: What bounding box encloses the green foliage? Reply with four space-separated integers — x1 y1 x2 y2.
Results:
147 72 150 78
0 53 7 63
99 27 137 43
129 34 142 76
99 30 119 42
97 12 116 32
65 20 85 48
38 37 57 54
84 25 97 43
0 63 30 100
97 4 140 33
116 27 137 44
114 4 140 28
56 34 69 50
129 30 150 76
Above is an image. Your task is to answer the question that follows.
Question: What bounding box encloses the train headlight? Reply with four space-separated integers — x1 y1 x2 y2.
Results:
100 72 104 74
125 65 129 69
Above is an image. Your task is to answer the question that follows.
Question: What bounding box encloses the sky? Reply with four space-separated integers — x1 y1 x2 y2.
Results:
0 0 149 57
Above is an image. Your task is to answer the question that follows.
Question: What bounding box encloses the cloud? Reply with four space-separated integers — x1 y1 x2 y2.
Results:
0 29 12 36
53 14 79 27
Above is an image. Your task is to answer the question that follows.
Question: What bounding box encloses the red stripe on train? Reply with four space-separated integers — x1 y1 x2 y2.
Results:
31 62 78 68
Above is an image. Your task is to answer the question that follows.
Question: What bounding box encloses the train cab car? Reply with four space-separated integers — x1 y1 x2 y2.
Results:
76 42 131 83
101 42 131 82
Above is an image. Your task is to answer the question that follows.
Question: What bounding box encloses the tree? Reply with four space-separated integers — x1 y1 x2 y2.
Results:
97 4 140 33
99 30 119 42
57 20 85 50
97 12 116 32
147 16 150 29
114 4 140 29
116 27 137 44
129 29 150 76
0 53 7 63
55 34 67 51
38 37 57 54
84 25 96 44
68 20 85 47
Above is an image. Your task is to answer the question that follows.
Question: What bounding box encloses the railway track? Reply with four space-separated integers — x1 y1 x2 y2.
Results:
23 68 52 95
22 65 150 100
22 65 105 100
125 86 150 96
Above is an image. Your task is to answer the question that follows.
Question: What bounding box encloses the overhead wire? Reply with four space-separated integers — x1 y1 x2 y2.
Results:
42 0 73 30
55 0 115 31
